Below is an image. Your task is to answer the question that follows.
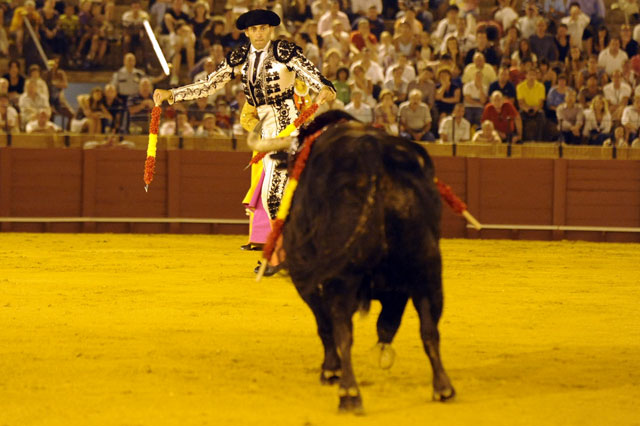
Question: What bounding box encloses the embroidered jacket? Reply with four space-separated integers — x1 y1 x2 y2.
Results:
171 40 334 107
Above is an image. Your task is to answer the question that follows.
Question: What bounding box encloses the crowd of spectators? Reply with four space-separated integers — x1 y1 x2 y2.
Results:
1 0 640 146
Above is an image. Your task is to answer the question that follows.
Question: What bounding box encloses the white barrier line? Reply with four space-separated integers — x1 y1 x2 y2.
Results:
0 217 249 224
466 224 640 233
143 20 171 76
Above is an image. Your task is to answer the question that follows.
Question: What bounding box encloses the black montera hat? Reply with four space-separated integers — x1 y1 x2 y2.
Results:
236 9 280 30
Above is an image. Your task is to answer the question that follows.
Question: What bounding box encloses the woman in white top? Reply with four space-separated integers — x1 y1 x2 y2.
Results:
583 95 613 145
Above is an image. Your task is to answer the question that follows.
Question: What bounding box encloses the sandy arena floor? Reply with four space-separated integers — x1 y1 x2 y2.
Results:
0 234 639 426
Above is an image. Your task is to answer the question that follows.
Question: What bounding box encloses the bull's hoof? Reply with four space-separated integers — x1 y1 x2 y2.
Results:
433 385 456 402
374 343 395 369
338 395 364 414
320 369 341 385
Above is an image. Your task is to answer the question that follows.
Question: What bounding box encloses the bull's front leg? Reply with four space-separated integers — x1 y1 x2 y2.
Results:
325 281 363 414
298 287 341 385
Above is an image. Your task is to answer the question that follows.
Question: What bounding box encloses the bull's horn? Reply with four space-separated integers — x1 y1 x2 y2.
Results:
246 131 295 152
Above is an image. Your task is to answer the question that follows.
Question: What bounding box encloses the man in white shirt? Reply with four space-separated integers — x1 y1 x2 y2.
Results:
439 103 471 142
433 5 459 42
463 71 488 126
621 95 640 138
494 0 519 31
317 0 350 35
603 70 632 121
383 54 416 83
462 52 497 86
517 2 540 40
351 48 384 85
25 108 60 133
351 0 382 15
18 79 50 129
598 38 629 76
561 3 591 47
345 89 374 124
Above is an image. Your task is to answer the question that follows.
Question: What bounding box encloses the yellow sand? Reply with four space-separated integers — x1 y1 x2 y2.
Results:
0 234 638 426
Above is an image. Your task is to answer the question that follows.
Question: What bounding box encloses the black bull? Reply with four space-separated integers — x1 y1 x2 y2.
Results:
277 111 455 412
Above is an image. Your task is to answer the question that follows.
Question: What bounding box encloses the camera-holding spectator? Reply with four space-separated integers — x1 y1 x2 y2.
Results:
556 89 584 144
159 109 195 136
25 108 60 133
0 94 20 133
472 120 502 143
489 65 517 102
344 89 373 124
582 94 612 145
517 67 546 141
435 68 461 121
102 84 124 133
603 70 631 122
127 78 155 134
3 60 25 105
598 38 629 77
122 0 150 55
439 103 470 143
463 70 488 126
19 79 50 130
399 88 435 141
621 95 640 141
374 89 399 135
9 0 42 56
384 65 408 103
482 91 523 143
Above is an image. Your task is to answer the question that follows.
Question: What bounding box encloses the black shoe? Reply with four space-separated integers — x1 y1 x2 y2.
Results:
254 261 284 277
241 244 263 251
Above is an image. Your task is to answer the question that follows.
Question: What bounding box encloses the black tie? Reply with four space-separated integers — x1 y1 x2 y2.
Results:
252 51 262 83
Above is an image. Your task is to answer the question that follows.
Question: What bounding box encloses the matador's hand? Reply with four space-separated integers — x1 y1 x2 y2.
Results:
316 86 336 105
153 89 174 106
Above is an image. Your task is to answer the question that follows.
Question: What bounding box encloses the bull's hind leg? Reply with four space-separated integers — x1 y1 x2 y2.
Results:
299 289 341 385
412 262 455 402
375 292 409 369
324 279 363 413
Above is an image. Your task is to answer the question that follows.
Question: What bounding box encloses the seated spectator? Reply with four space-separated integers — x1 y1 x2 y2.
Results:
529 17 557 63
472 120 502 143
351 48 384 86
539 59 557 91
316 96 345 115
196 113 227 137
407 66 436 109
27 65 50 100
556 89 584 144
187 96 215 129
416 31 435 68
621 95 640 140
555 23 570 63
333 67 351 105
322 48 344 81
377 31 397 71
374 89 399 135
19 79 50 129
296 32 321 68
76 0 109 67
604 125 630 147
383 54 416 84
561 2 590 48
463 70 488 126
0 16 7 57
103 84 124 133
127 78 155 134
59 3 80 65
111 53 147 102
512 38 537 66
322 19 350 57
546 74 569 118
603 70 632 122
122 0 149 55
464 29 500 67
578 54 608 89
433 4 459 42
439 103 471 142
598 38 629 77
26 108 60 133
489 66 517 102
159 110 195 136
344 89 374 124
510 57 532 86
565 46 584 88
9 0 42 56
384 65 409 103
583 95 612 145
393 21 417 58
350 64 376 106
398 89 435 141
462 52 497 86
517 68 546 141
393 7 423 35
44 57 74 128
439 34 465 71
3 60 25 105
190 43 225 81
482 91 522 143
191 0 212 59
620 24 638 58
494 0 518 31
317 0 350 35
363 5 384 39
39 0 65 56
220 23 248 50
578 74 603 107
350 18 377 53
0 94 20 133
168 20 196 85
500 26 520 60
590 25 610 57
434 68 461 121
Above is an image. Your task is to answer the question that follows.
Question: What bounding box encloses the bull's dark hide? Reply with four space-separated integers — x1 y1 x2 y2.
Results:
279 111 455 413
